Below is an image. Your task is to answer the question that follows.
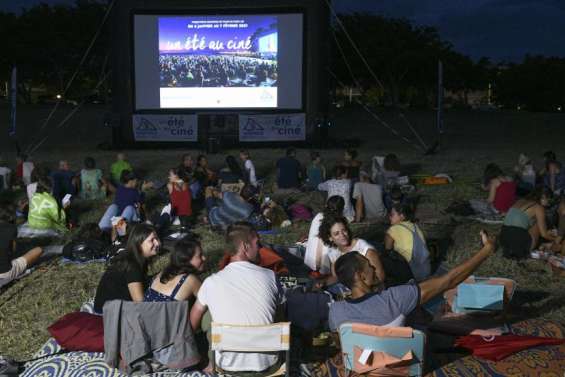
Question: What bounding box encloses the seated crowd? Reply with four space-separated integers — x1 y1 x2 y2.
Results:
1 147 564 375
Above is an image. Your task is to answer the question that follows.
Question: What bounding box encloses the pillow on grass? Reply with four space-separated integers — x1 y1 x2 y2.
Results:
48 312 104 352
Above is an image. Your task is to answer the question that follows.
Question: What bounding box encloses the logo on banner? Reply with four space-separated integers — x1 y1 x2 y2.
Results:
136 118 158 131
243 118 265 132
133 115 198 142
239 114 306 142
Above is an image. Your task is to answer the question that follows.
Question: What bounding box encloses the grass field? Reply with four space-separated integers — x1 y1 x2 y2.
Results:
1 106 565 360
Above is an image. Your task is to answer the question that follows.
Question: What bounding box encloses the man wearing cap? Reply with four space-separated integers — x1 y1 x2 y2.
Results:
353 170 386 222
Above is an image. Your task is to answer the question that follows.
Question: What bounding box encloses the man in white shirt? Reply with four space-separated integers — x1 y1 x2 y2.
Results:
190 222 284 373
353 171 386 222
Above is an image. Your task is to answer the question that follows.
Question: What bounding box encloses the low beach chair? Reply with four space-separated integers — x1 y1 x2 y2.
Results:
210 322 291 377
338 322 426 376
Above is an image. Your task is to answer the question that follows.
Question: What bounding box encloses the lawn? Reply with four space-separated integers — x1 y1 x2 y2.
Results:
1 107 565 360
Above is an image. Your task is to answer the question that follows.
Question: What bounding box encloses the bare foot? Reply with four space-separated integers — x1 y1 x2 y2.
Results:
203 361 214 373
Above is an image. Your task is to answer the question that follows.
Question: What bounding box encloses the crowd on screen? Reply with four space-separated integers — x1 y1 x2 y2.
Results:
159 54 278 88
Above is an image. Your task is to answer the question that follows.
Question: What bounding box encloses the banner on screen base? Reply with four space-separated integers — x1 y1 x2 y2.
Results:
133 114 198 142
239 114 305 142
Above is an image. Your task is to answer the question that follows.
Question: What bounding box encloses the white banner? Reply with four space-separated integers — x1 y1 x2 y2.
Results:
133 114 198 142
239 114 306 142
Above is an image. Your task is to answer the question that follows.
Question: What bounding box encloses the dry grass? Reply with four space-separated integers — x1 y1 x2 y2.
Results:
2 108 565 360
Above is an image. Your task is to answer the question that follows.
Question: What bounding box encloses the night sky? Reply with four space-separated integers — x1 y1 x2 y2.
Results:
2 0 564 62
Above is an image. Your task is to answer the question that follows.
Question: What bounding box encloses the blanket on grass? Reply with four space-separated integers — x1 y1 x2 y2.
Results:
299 319 565 377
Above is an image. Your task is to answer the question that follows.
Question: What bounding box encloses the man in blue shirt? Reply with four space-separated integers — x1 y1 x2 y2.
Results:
276 148 302 190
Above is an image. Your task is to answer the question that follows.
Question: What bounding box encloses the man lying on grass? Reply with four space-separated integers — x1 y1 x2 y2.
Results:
328 230 496 331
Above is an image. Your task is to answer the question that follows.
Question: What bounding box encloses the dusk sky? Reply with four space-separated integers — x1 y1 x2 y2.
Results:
2 0 564 62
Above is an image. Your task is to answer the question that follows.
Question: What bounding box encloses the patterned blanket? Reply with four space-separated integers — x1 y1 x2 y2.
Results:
299 319 565 377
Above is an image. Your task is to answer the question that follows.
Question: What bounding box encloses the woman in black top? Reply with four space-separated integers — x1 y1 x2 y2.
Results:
93 223 160 313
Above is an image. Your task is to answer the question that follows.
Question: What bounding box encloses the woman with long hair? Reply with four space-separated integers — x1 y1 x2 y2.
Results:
304 196 345 273
481 163 516 214
145 239 205 302
93 224 160 313
218 155 245 186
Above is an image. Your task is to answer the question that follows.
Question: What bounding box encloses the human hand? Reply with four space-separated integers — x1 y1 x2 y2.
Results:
480 229 496 252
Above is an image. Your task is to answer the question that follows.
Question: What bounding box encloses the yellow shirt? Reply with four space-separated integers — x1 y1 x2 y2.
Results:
387 221 425 262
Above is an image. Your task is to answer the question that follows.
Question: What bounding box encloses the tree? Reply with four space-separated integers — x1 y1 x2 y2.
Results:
1 0 109 103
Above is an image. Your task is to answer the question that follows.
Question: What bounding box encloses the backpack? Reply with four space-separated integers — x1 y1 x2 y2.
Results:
62 239 107 262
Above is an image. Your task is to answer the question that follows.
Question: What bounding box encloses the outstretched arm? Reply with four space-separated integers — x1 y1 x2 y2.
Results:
419 231 495 305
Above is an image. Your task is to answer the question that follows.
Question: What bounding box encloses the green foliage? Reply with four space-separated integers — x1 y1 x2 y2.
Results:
0 1 109 102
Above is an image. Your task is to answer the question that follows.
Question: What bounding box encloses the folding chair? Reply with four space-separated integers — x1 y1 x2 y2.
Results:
211 322 291 377
338 323 426 376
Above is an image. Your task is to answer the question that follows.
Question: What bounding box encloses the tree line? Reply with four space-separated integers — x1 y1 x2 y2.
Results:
1 2 563 112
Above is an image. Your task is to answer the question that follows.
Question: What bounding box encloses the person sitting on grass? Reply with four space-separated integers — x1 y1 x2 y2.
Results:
328 230 495 331
513 153 536 195
341 149 362 181
178 153 194 182
167 167 192 226
98 170 152 231
276 148 302 193
145 239 205 303
304 196 345 274
384 203 430 283
50 160 78 204
538 150 557 181
93 224 160 313
189 222 285 374
500 187 557 259
110 152 133 187
305 151 326 190
473 163 516 215
380 153 401 187
28 176 69 234
204 184 257 229
318 166 354 221
218 155 246 188
80 156 107 200
195 154 217 188
306 152 326 191
239 149 258 187
544 160 565 195
0 206 43 287
318 215 385 288
353 170 386 222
